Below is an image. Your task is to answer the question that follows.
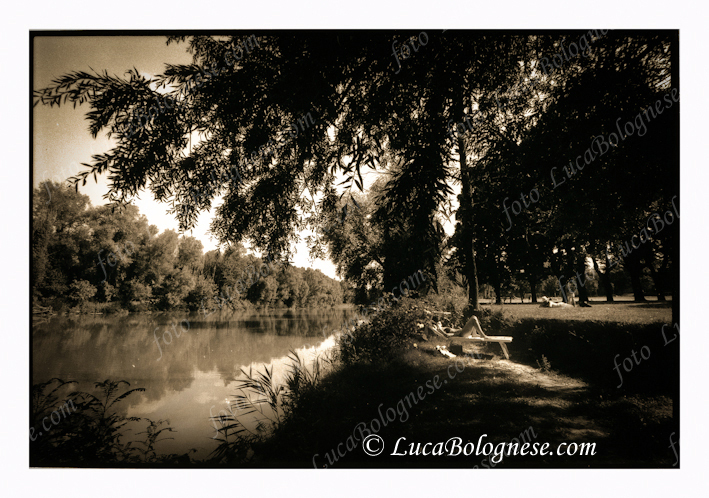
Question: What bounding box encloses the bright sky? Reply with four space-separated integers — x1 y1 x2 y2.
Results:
33 36 343 278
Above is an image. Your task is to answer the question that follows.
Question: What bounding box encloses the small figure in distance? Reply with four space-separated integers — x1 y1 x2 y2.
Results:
539 296 572 308
566 281 576 307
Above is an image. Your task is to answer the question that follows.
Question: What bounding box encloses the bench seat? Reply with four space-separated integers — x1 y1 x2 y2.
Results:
450 335 513 359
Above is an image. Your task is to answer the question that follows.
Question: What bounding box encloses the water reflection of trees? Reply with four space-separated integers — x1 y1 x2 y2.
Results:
32 309 356 406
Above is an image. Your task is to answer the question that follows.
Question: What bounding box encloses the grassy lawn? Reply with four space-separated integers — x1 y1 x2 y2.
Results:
484 300 672 325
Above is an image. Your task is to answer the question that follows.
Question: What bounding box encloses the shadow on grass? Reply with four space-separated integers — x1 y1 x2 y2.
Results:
244 332 677 468
506 318 679 396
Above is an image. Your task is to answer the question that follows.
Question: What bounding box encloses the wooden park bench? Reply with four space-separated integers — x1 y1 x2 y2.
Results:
424 312 513 360
448 315 513 360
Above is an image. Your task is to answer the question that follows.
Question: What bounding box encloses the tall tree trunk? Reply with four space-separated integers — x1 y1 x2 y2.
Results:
659 250 670 301
624 251 646 302
592 251 614 302
457 123 480 311
558 274 570 303
647 259 666 301
528 273 538 303
523 229 538 303
493 262 502 305
576 255 590 304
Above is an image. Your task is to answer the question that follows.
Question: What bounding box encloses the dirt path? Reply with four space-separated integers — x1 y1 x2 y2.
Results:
358 340 675 468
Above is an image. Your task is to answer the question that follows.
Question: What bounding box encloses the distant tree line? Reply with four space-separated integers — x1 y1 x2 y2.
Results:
32 181 345 313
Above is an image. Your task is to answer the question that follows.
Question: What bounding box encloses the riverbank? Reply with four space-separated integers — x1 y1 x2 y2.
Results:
222 298 677 468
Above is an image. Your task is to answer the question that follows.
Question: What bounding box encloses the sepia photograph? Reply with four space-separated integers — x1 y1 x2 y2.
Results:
9 0 707 494
31 27 680 469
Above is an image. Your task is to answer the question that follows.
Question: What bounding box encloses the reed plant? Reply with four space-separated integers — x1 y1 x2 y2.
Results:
31 378 190 466
209 349 332 464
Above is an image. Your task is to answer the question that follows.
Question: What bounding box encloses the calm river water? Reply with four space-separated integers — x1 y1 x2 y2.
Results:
32 308 355 460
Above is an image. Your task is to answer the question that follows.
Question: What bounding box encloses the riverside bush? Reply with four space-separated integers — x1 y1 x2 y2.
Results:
336 304 427 365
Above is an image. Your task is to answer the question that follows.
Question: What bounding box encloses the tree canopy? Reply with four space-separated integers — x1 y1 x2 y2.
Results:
34 31 678 314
